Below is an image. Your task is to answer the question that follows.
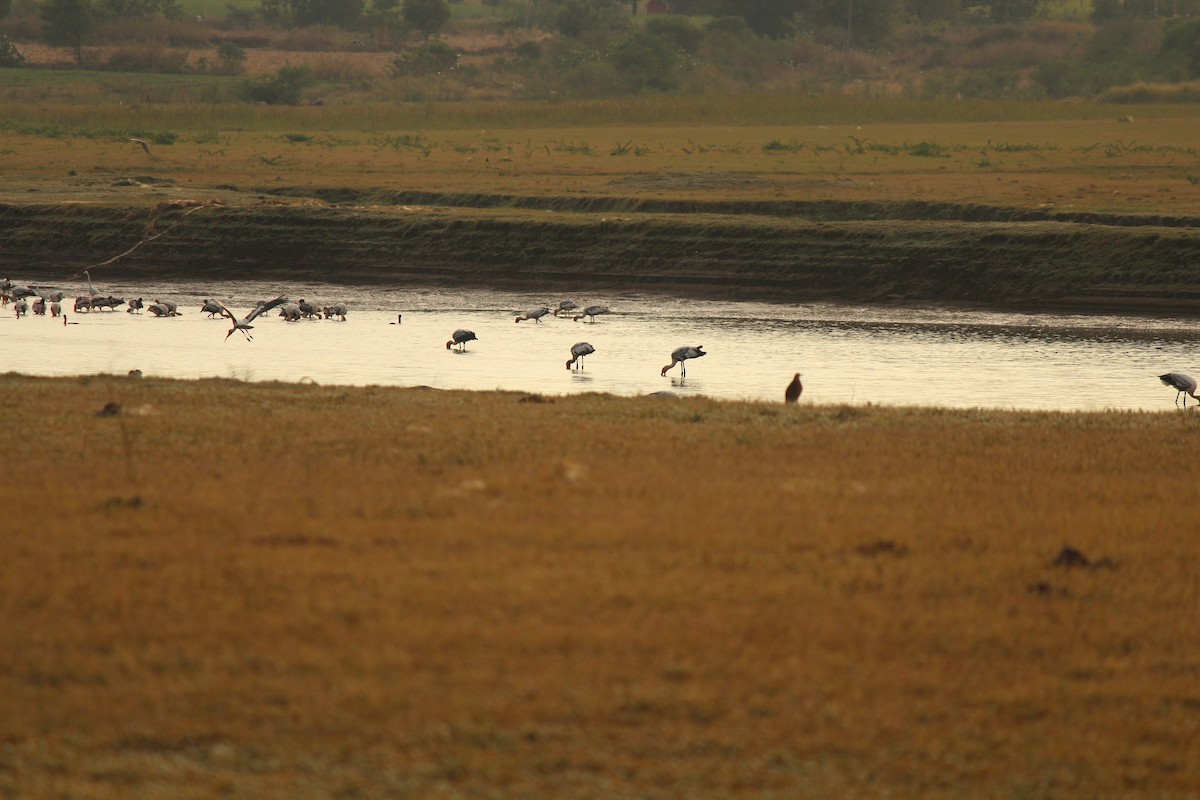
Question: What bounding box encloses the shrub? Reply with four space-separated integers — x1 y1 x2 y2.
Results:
644 15 703 54
280 23 340 50
103 43 189 71
1096 81 1200 103
389 38 456 76
0 36 24 67
611 29 679 92
242 64 317 104
217 40 245 73
309 54 375 82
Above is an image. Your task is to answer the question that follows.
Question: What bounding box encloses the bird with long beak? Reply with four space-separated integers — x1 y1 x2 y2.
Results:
662 345 705 378
217 296 288 341
566 342 595 370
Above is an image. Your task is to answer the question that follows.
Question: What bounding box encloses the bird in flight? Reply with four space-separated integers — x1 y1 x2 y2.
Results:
127 137 154 158
217 295 288 341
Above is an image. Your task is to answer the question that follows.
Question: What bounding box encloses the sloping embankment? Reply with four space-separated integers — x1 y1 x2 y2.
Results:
3 197 1200 312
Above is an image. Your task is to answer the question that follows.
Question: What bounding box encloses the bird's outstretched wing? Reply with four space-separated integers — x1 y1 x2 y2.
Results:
215 301 238 323
127 137 153 157
245 295 288 323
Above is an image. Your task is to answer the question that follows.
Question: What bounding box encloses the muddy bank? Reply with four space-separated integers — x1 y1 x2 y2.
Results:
4 198 1200 313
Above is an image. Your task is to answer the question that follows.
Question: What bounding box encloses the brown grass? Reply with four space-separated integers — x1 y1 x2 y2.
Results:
1 375 1197 798
4 112 1200 216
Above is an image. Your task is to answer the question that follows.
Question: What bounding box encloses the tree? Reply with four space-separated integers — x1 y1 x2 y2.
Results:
977 0 1038 24
291 0 364 27
1162 17 1200 76
644 15 704 53
243 65 317 104
612 29 678 90
722 0 802 38
258 0 366 28
403 0 450 38
100 0 180 18
40 0 98 65
801 0 905 47
553 0 629 41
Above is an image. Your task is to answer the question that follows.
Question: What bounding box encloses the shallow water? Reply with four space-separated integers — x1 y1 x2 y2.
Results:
3 278 1198 411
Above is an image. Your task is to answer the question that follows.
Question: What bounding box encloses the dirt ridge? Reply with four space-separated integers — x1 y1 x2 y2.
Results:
4 200 1200 313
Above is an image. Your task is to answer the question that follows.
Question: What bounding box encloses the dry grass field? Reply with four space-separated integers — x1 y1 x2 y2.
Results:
5 101 1200 215
2 375 1198 799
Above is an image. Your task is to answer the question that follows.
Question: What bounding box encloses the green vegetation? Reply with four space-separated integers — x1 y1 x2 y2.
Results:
5 0 1200 102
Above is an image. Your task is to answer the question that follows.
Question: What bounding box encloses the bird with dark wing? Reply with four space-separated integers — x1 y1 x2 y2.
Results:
1159 372 1198 406
218 296 288 341
785 373 803 404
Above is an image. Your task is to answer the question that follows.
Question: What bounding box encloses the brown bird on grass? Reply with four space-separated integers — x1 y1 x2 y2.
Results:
785 373 803 404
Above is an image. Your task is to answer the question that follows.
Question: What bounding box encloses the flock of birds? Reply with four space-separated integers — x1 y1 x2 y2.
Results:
4 281 801 395
443 300 724 385
2 275 349 342
8 275 1198 406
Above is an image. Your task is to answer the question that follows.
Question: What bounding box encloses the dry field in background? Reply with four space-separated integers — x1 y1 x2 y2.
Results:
1 375 1197 798
5 109 1200 215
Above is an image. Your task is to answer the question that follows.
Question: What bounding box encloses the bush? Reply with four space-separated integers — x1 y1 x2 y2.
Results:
389 38 456 76
611 30 679 91
644 15 703 54
1096 81 1200 103
0 36 24 67
280 23 340 50
103 43 189 71
242 64 317 104
217 39 245 73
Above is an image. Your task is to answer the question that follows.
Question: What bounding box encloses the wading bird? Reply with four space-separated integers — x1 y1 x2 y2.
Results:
127 298 144 314
566 342 595 370
446 329 477 352
200 299 223 317
553 301 579 317
1159 372 1199 406
785 373 803 404
662 345 705 378
217 296 288 341
515 306 550 323
573 305 610 323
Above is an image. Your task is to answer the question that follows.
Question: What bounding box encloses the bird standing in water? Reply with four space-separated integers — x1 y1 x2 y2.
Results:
515 307 550 323
1159 372 1199 406
566 342 595 370
446 329 477 352
661 345 705 378
785 373 803 404
573 306 610 323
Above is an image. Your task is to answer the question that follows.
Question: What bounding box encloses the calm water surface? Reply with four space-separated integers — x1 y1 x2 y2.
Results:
3 279 1197 411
